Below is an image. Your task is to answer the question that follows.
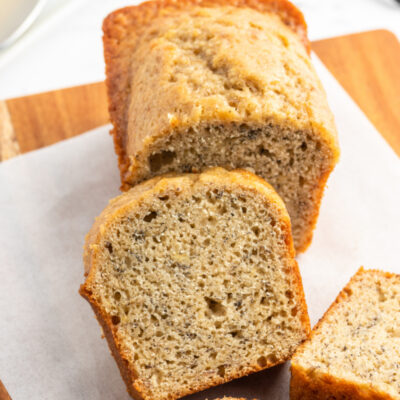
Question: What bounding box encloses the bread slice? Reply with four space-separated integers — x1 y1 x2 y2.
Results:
80 167 310 400
103 0 339 252
291 267 400 400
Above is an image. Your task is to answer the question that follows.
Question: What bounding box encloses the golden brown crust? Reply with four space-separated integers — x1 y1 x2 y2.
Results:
103 0 310 187
79 289 142 399
81 167 310 400
290 363 395 400
290 267 400 400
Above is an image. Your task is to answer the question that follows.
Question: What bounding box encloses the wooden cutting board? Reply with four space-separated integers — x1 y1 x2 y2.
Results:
0 28 399 400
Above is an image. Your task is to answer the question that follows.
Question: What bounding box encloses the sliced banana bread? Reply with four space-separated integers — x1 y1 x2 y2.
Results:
291 267 400 400
80 168 310 400
103 0 339 252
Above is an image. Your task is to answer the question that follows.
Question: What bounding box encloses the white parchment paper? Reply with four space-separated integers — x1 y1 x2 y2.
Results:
1 58 399 400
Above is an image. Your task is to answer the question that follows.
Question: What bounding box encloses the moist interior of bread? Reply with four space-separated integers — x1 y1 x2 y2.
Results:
130 122 333 251
296 273 400 398
90 185 305 399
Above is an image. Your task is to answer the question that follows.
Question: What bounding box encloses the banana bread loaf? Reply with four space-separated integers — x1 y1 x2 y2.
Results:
103 0 339 252
80 167 310 400
291 267 400 400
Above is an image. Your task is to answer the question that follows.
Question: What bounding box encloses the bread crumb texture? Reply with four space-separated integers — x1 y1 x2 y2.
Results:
81 168 310 400
103 0 339 252
291 268 400 400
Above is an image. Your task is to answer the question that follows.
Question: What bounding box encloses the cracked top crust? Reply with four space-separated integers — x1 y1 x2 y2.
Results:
103 0 337 185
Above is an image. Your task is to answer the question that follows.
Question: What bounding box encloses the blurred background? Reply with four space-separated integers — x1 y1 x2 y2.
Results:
0 0 399 100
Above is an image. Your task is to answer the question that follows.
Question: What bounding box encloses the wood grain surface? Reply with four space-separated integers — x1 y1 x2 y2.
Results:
0 29 399 400
3 81 107 158
313 30 400 156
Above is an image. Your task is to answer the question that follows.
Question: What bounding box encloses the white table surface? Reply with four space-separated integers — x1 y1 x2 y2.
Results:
0 0 399 100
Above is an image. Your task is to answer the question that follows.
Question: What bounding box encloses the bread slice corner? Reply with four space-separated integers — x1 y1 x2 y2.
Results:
291 267 400 400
